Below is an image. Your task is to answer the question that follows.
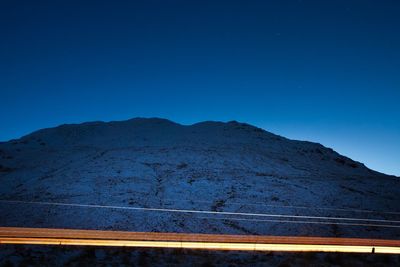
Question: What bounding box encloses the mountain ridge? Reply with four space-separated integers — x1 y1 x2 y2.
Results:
8 117 384 175
0 116 393 176
1 117 399 239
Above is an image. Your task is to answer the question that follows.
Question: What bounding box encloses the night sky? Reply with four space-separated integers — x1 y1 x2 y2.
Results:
1 1 399 176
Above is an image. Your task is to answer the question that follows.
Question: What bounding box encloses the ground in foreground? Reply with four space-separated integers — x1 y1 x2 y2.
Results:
1 245 400 267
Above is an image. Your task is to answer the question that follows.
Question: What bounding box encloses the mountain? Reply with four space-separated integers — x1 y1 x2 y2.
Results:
0 118 399 238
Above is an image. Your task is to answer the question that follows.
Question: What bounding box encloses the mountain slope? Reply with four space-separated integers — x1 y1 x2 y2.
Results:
0 118 399 238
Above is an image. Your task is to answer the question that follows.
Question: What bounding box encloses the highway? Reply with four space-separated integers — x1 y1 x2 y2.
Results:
1 227 400 254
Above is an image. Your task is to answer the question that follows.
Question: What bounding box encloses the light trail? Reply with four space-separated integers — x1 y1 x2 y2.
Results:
1 227 400 254
1 199 400 225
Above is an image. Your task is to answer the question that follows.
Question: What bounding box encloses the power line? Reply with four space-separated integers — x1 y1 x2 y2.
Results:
198 216 400 228
1 199 400 225
161 198 400 215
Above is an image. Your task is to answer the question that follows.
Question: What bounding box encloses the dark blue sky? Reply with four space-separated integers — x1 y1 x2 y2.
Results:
1 0 399 176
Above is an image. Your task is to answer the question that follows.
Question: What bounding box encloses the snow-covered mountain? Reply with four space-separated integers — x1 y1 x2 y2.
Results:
0 118 399 238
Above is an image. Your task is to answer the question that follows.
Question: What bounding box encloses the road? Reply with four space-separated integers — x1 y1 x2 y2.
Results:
1 227 400 254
